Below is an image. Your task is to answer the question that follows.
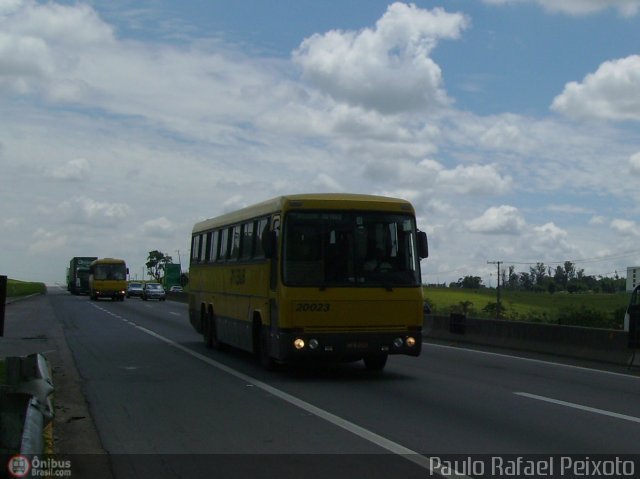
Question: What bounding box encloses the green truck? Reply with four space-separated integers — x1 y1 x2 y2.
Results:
67 256 97 295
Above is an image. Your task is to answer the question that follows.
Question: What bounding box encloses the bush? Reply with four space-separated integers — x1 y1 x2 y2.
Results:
557 305 618 329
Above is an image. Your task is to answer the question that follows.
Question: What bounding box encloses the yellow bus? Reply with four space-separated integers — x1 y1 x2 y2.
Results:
89 258 128 301
189 193 428 370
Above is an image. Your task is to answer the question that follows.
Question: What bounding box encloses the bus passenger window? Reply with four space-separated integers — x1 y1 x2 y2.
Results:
198 234 207 262
219 228 229 260
191 235 201 262
230 225 241 260
209 231 219 262
254 218 270 258
240 222 254 260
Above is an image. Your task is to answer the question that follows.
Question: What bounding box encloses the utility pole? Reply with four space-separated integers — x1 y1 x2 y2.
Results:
488 261 502 318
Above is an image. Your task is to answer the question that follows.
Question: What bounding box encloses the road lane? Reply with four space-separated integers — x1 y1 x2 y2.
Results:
50 291 640 477
51 293 431 478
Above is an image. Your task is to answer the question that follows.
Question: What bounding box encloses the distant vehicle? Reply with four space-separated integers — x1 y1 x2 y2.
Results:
67 256 97 295
89 258 128 301
142 282 166 301
169 285 183 292
126 282 144 298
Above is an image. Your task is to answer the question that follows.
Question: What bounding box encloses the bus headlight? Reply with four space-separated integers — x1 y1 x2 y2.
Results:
309 338 319 350
406 336 416 347
294 338 305 350
393 337 404 348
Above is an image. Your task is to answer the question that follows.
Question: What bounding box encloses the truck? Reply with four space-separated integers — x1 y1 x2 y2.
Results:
67 257 98 295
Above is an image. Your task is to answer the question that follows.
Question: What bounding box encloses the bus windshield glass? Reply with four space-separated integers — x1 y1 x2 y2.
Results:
93 264 127 280
283 211 421 287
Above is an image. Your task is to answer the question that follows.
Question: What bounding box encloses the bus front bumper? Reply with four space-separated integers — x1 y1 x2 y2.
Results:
273 329 422 361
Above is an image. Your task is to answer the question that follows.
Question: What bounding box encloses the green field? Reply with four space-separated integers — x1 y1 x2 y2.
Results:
423 287 630 329
5 279 46 298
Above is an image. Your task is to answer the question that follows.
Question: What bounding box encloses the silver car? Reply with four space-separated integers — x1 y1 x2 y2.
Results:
126 282 144 298
142 283 166 301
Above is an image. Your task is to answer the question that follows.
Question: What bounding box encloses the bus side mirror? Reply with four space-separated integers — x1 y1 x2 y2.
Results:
264 231 278 259
417 231 428 259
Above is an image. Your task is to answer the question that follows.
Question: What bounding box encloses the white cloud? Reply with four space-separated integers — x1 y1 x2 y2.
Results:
526 222 577 259
539 0 640 16
141 217 175 238
0 32 52 92
55 196 131 227
0 0 23 16
611 218 640 236
438 164 512 196
0 1 114 95
313 173 344 191
9 1 114 46
29 227 67 254
467 205 525 235
551 56 640 121
484 0 640 16
630 152 640 175
293 2 469 114
45 158 90 181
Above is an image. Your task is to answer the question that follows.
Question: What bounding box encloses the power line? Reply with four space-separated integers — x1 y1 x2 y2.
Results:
503 249 640 266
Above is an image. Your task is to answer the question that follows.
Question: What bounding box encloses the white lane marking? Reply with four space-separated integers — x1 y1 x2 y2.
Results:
424 342 639 380
168 312 181 316
89 304 467 478
514 392 640 424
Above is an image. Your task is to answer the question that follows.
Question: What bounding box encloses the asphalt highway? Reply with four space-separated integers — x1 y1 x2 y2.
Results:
46 286 640 478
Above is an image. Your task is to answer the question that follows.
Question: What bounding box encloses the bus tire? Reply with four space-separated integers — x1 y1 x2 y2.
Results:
363 354 388 371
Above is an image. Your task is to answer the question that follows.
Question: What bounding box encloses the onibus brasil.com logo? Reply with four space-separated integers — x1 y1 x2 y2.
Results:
7 455 72 478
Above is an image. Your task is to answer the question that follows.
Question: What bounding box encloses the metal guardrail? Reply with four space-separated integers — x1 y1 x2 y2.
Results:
0 353 54 455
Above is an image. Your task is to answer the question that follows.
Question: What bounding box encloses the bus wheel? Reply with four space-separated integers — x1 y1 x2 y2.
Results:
363 354 388 371
258 327 276 371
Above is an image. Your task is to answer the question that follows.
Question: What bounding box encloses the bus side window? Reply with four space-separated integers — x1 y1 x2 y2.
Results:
201 233 210 262
191 235 201 263
240 222 254 260
219 228 229 260
255 217 270 259
230 225 241 261
209 230 219 262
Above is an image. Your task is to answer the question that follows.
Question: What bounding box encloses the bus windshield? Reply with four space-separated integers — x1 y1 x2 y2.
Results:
283 211 421 287
93 264 127 280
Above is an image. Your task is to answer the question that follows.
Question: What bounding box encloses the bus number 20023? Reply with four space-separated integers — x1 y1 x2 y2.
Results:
295 303 330 312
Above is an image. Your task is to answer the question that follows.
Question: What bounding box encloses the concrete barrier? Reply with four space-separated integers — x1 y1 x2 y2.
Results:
424 314 633 365
166 291 188 303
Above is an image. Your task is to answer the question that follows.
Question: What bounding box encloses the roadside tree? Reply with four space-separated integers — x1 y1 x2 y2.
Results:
146 250 173 282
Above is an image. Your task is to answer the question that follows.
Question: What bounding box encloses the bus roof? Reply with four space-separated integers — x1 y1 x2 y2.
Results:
192 193 416 234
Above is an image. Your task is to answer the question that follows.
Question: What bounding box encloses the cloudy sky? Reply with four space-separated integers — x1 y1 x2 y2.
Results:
1 0 640 286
